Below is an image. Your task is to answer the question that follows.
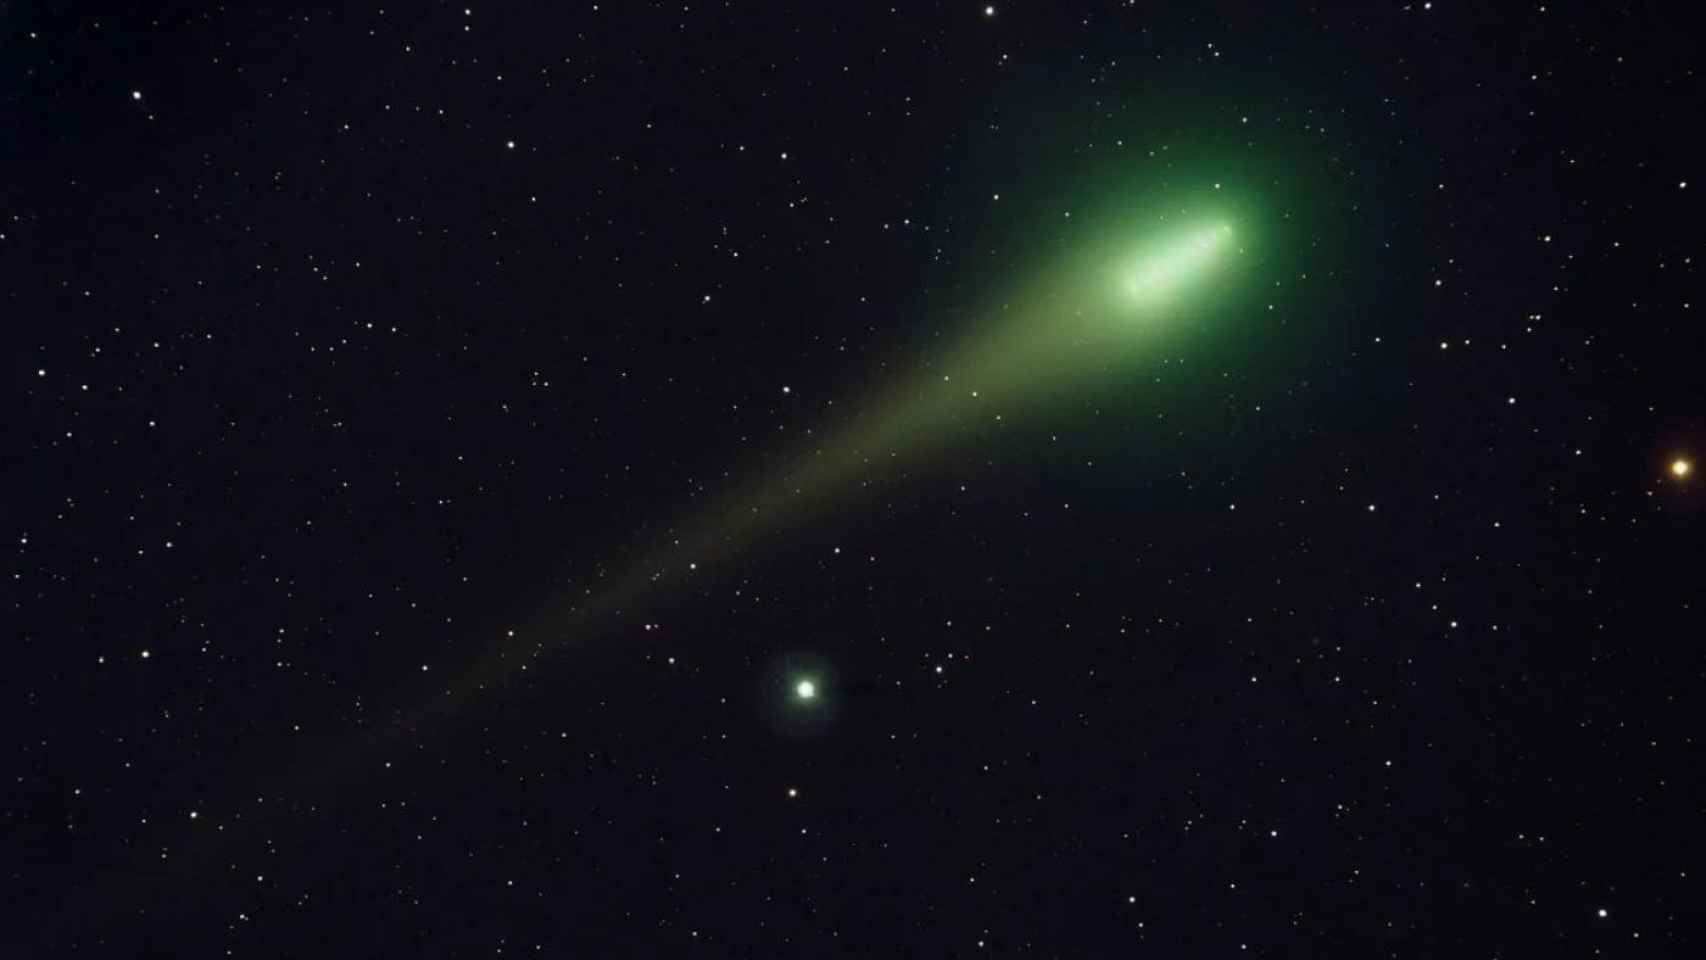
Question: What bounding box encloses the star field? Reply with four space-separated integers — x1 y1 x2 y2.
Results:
5 3 1703 955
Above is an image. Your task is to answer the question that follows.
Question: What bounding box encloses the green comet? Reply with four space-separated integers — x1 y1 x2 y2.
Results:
294 193 1250 788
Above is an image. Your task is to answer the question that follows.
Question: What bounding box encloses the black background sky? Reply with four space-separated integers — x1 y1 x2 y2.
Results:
5 1 1702 955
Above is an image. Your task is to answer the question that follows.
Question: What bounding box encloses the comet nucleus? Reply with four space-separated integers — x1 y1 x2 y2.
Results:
1116 221 1237 311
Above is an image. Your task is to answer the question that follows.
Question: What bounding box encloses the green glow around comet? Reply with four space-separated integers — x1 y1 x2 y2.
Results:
298 194 1251 787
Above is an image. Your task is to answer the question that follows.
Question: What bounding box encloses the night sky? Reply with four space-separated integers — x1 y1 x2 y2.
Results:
6 2 1703 955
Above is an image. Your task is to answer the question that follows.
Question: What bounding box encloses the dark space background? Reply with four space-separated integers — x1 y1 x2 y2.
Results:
4 2 1702 955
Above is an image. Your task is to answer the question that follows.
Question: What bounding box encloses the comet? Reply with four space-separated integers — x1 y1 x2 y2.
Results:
275 199 1251 789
